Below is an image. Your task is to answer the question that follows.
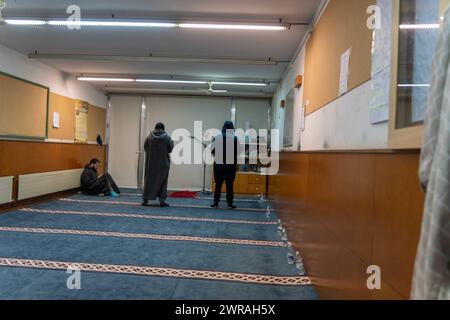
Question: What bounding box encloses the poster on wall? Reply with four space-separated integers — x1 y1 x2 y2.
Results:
372 0 392 76
369 0 392 124
370 67 390 124
74 100 89 143
339 48 351 96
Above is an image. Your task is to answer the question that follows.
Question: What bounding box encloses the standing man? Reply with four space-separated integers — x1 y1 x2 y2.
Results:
211 121 242 209
80 159 121 197
142 122 174 207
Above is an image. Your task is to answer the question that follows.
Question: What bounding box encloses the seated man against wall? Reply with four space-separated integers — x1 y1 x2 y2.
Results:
80 158 121 197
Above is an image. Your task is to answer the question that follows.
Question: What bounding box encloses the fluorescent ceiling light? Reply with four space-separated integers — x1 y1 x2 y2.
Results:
77 77 134 82
48 20 176 28
5 18 287 31
399 24 440 30
179 23 287 31
397 84 430 87
5 19 46 25
136 79 208 84
212 82 267 86
77 77 269 86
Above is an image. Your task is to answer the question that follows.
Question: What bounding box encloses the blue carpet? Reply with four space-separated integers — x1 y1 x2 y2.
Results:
0 189 319 300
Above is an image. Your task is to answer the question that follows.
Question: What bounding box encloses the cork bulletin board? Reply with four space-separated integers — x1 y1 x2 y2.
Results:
0 72 49 139
303 0 375 115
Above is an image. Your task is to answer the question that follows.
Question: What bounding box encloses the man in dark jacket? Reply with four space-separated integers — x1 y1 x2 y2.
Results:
211 121 242 209
80 159 120 197
142 123 174 207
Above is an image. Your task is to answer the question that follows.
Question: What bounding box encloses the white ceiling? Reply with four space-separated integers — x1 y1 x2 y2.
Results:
0 0 322 96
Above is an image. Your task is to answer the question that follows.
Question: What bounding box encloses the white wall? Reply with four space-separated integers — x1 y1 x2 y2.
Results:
145 95 230 190
107 95 269 190
301 81 388 150
108 95 141 188
0 44 106 107
145 95 269 190
235 99 269 131
272 46 306 151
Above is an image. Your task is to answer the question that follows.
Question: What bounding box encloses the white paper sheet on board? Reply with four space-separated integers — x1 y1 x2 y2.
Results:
370 67 390 124
52 112 60 128
339 49 351 96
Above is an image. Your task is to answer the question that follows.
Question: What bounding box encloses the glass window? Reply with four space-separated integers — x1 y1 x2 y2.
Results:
396 0 448 129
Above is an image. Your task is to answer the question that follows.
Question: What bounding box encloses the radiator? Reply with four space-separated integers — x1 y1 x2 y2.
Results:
18 169 83 201
0 176 14 205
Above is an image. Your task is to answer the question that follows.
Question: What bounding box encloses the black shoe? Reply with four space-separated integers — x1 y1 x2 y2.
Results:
228 204 237 210
141 201 149 207
160 202 170 208
210 203 219 208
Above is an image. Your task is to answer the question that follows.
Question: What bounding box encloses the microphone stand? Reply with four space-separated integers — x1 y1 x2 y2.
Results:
190 136 212 196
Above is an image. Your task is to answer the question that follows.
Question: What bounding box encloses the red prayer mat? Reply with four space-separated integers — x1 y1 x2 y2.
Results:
169 191 199 198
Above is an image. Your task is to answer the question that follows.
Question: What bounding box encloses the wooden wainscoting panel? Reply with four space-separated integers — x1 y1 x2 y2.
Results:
370 280 404 300
274 153 310 248
269 150 423 300
372 152 424 299
307 153 375 264
298 209 371 300
0 140 106 198
0 140 62 176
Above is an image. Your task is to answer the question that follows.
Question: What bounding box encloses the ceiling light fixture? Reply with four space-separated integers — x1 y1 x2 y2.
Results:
212 81 267 86
178 23 288 31
5 18 288 31
77 77 134 82
397 84 430 87
399 23 440 30
48 20 177 28
5 19 46 25
77 77 269 86
136 79 208 84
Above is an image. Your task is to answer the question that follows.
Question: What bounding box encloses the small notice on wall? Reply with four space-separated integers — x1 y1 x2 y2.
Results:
339 48 351 96
74 101 89 143
370 67 390 124
52 112 60 128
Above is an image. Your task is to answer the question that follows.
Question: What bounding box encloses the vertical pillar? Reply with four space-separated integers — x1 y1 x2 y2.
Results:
105 94 112 174
137 96 147 189
230 97 236 124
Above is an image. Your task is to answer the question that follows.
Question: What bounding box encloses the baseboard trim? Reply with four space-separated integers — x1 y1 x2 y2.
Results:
0 188 80 214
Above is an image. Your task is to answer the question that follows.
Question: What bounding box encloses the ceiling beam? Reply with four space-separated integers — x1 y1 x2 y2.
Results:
28 53 287 65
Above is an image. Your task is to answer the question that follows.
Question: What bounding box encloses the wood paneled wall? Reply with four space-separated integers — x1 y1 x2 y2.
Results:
268 151 424 300
0 140 106 201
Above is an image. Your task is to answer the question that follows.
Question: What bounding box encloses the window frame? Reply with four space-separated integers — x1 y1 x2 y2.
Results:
388 0 425 149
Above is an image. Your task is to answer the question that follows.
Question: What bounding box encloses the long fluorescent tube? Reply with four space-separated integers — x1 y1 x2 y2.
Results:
77 77 269 87
5 18 287 31
399 24 440 30
77 77 134 82
397 84 430 87
48 20 176 28
179 23 287 31
136 79 208 84
212 81 267 86
5 19 46 25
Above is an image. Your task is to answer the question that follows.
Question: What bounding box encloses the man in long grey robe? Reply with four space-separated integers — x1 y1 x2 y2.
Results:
142 122 174 207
